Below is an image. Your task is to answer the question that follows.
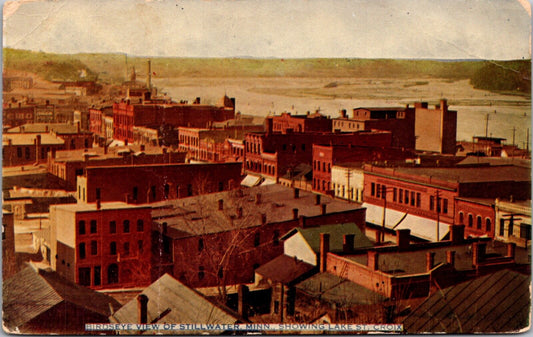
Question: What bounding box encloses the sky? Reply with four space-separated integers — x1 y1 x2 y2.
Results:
2 0 532 59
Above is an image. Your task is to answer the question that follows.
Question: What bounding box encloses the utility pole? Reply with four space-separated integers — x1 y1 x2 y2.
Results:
512 127 516 147
485 113 489 138
435 190 441 242
345 169 352 202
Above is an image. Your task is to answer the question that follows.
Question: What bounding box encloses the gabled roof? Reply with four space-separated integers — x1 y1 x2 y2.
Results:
110 274 239 334
403 269 531 333
256 254 315 285
282 222 372 253
3 266 121 330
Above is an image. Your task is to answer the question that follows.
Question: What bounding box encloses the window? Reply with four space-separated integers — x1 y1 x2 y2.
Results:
138 240 144 254
123 242 130 256
79 268 91 286
109 221 116 234
96 188 101 200
520 224 531 239
123 220 130 233
382 185 387 200
443 199 448 214
17 147 22 158
187 184 193 196
508 217 514 236
110 242 117 255
486 218 492 232
198 266 205 280
94 266 101 286
410 192 415 206
90 220 97 234
399 189 403 203
429 196 435 211
477 216 482 229
91 240 97 255
25 147 30 159
393 188 397 202
107 264 119 284
416 193 421 207
137 219 144 232
371 183 375 196
254 233 260 247
404 190 409 205
218 267 223 279
499 219 505 236
79 243 86 259
79 220 86 235
218 182 224 192
376 184 381 198
459 212 464 224
198 239 204 252
151 186 156 201
132 186 138 201
468 214 473 227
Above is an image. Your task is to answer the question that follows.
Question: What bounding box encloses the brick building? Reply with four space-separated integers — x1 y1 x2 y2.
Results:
414 100 457 154
76 162 242 204
3 103 35 128
150 184 367 288
3 133 65 167
362 164 531 241
333 106 416 149
112 95 235 143
244 126 392 180
312 144 415 195
268 112 332 133
49 201 152 289
48 145 186 190
6 123 93 151
178 125 263 162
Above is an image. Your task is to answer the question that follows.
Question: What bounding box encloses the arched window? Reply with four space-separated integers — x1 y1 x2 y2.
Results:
468 214 473 227
107 264 119 284
486 218 492 232
458 212 464 224
477 216 482 229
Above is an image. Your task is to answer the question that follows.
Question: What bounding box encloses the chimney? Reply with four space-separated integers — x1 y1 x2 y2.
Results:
237 284 249 320
426 252 435 272
319 233 330 272
375 231 382 244
315 194 321 205
218 199 224 210
298 215 306 228
396 229 410 250
293 188 300 199
446 250 456 268
340 109 347 118
137 294 148 324
440 99 448 113
236 207 243 219
367 251 379 270
292 208 299 220
321 203 327 215
261 213 267 225
507 242 516 259
343 234 355 253
450 225 465 244
96 199 101 210
255 193 262 204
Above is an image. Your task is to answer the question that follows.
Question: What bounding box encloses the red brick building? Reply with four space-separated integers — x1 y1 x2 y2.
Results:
414 100 457 154
112 95 235 143
244 127 392 180
362 164 531 241
76 162 242 204
150 184 367 288
454 198 496 238
312 144 416 194
3 133 65 166
268 112 332 133
48 145 186 190
50 202 153 289
333 106 416 149
6 123 93 151
3 103 35 128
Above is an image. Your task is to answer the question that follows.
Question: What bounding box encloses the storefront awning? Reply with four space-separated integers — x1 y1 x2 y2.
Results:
260 178 276 186
241 174 262 187
362 202 450 241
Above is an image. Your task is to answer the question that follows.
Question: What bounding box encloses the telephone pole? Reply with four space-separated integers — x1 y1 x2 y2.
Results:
485 113 489 138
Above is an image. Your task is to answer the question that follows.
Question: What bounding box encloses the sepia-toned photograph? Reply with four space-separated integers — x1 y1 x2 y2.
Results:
2 0 531 334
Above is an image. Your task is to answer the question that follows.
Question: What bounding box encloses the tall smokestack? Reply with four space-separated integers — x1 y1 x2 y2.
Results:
147 59 152 91
319 233 330 272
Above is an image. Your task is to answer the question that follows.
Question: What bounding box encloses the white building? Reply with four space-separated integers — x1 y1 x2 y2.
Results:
331 164 364 203
495 198 531 248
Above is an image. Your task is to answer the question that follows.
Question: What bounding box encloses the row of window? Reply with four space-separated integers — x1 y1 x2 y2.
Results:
78 264 119 286
313 178 330 192
313 160 331 173
458 212 491 232
370 183 448 214
498 217 531 239
78 219 144 235
78 240 144 259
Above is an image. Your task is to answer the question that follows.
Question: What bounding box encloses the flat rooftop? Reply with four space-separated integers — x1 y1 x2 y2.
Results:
51 145 181 162
151 184 362 238
3 133 64 146
52 201 151 213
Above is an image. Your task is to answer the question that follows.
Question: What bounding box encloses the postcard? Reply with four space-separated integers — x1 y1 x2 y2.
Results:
2 0 531 334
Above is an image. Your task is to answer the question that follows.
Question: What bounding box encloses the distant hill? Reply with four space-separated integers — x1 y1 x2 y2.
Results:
3 48 530 95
